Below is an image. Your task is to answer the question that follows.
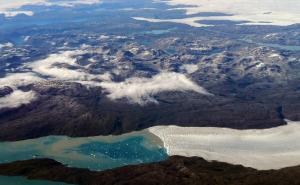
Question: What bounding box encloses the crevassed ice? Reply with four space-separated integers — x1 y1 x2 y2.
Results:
149 120 300 170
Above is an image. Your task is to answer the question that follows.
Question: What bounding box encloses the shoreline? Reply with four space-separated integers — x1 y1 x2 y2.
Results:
0 130 168 171
1 156 300 185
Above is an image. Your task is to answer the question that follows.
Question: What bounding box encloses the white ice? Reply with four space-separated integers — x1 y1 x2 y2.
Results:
149 120 300 170
135 0 300 27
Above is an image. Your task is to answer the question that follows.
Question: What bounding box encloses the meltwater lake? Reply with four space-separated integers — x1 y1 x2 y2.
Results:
0 131 168 171
0 131 168 185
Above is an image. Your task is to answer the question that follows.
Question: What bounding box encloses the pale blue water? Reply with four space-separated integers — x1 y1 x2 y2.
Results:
142 28 176 35
0 176 74 185
0 132 167 185
144 29 172 35
243 39 300 51
259 43 300 51
0 132 168 171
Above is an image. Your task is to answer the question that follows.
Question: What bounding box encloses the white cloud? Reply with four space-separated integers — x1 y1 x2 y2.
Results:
1 49 209 105
2 49 112 86
136 0 300 27
0 0 101 17
24 50 209 104
0 72 44 89
0 90 37 109
0 73 43 109
27 50 110 82
0 49 112 109
100 72 211 105
149 120 300 170
1 10 34 17
0 42 14 49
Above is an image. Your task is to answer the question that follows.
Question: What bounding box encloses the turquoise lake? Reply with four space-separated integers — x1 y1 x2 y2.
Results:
0 131 168 171
0 131 168 185
144 29 172 35
140 28 177 35
259 43 300 51
243 39 300 51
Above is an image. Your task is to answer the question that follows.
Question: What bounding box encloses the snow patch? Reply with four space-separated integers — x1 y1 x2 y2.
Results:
180 64 199 74
269 53 281 58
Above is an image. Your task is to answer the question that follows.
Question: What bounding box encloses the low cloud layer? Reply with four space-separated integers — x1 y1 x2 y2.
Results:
100 72 211 104
0 73 43 110
0 72 44 89
0 90 37 109
22 49 210 105
0 49 109 110
0 42 14 49
0 0 101 17
27 50 110 82
0 48 209 108
149 120 300 170
136 0 300 27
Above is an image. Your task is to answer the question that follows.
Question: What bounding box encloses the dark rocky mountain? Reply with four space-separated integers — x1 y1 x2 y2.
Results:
1 0 300 184
0 86 13 97
0 81 289 141
1 32 300 141
1 156 300 185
